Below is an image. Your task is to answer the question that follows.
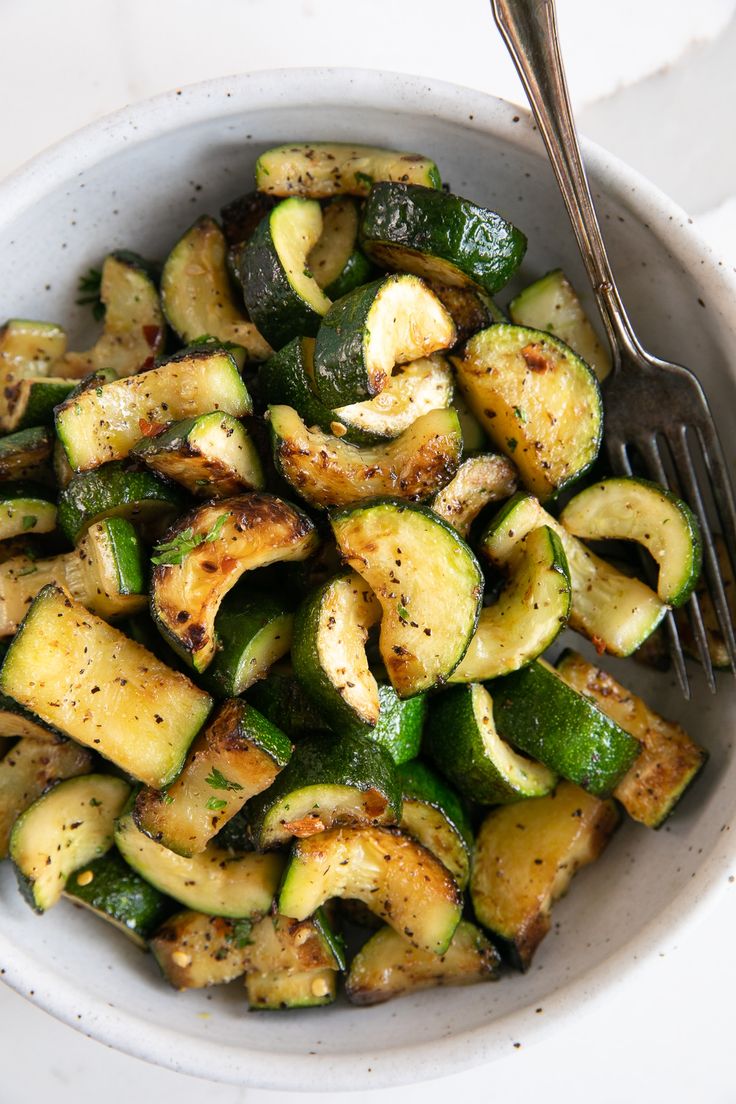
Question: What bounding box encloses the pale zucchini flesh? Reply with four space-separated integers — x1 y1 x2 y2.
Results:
0 585 213 788
331 499 483 697
255 143 441 198
0 488 56 541
270 404 462 510
334 355 453 440
10 773 131 912
431 453 518 538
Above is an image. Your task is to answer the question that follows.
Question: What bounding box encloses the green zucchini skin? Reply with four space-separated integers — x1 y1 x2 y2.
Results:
202 590 294 697
236 198 330 349
0 426 54 482
308 197 375 299
489 661 642 797
323 248 374 300
367 684 426 765
248 731 403 849
397 759 473 889
360 183 527 295
57 462 186 544
65 849 173 948
246 668 331 738
259 337 353 440
424 682 557 805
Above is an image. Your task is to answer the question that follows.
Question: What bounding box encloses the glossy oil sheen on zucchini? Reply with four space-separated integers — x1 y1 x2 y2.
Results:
255 143 442 197
57 462 186 543
331 499 483 697
471 781 619 969
0 585 212 787
150 493 317 672
270 404 462 510
453 324 602 501
64 849 172 948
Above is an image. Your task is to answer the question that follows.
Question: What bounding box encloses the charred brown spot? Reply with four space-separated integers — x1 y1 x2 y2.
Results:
521 344 553 373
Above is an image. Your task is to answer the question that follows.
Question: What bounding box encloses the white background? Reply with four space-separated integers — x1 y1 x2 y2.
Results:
1 1 736 1100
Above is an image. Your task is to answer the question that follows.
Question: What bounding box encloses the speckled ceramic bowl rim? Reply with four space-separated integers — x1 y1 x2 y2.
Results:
0 67 735 1091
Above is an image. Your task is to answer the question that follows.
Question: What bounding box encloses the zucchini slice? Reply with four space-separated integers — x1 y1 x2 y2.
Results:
0 585 212 788
261 338 453 444
255 143 442 198
556 650 707 827
248 732 402 849
247 668 331 739
150 493 318 672
57 462 186 544
431 453 518 538
291 569 381 728
346 921 499 1006
115 812 283 918
55 348 252 472
360 183 526 294
452 324 602 501
278 826 462 954
427 283 498 347
450 525 571 682
203 590 294 698
331 499 483 697
0 426 54 482
64 850 172 948
397 760 473 889
133 698 291 856
131 412 265 498
237 197 332 349
160 217 272 362
363 683 427 765
151 911 256 989
0 517 147 634
471 781 620 970
0 318 67 380
560 477 702 607
452 391 488 452
0 735 93 858
0 484 56 540
1 377 76 433
245 911 342 1010
482 492 667 656
308 197 374 299
57 252 165 378
424 682 557 805
490 660 641 797
312 274 455 406
270 405 462 510
509 268 611 381
10 773 131 912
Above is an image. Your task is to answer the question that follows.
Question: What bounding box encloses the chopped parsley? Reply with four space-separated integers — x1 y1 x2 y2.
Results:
21 515 37 531
227 917 254 948
205 767 243 792
151 512 230 566
397 603 410 623
205 797 228 812
76 267 105 322
513 406 527 423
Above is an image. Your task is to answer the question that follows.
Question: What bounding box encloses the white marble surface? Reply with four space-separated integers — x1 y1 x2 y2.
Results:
2 1 736 1100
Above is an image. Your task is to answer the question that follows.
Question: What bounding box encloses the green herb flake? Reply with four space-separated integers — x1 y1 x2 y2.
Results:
397 603 410 623
513 406 527 423
161 793 174 805
355 171 374 188
151 512 231 566
228 917 254 948
506 437 518 453
206 797 228 811
21 515 37 531
205 766 243 792
76 267 105 323
88 797 102 808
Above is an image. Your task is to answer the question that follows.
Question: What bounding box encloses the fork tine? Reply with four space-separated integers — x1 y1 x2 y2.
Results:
684 590 717 693
696 420 736 588
628 433 694 697
666 425 736 678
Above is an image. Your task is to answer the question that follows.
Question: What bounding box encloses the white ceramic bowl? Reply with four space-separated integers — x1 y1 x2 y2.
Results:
0 68 734 1092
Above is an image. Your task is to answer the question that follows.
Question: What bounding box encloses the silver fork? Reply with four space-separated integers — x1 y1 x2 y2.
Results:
491 0 736 697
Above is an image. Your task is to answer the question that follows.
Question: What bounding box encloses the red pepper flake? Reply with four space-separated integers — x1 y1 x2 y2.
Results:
591 634 607 655
138 418 166 437
220 556 238 572
143 324 161 348
521 343 552 372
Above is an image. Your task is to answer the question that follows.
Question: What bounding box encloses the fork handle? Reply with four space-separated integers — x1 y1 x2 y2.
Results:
491 0 642 367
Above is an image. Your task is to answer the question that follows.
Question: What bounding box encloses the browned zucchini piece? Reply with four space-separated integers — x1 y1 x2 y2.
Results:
556 650 707 828
133 698 292 856
431 454 518 537
346 921 499 1006
471 781 619 970
150 493 318 672
151 911 254 989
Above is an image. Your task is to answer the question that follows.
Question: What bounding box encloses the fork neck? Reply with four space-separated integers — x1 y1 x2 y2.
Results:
490 0 646 371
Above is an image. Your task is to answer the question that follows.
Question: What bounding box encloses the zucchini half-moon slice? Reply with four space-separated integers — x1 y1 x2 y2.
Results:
161 216 272 362
237 197 332 349
360 182 527 295
431 453 518 538
279 825 462 954
482 492 667 657
331 499 483 697
150 493 318 672
255 142 442 198
57 251 165 378
397 759 474 889
308 197 374 299
560 477 702 607
0 483 56 541
64 850 172 948
270 404 462 510
0 427 54 482
291 569 381 729
453 323 602 502
313 274 455 406
10 773 131 912
450 524 571 682
471 781 620 970
133 697 292 856
346 921 499 1006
